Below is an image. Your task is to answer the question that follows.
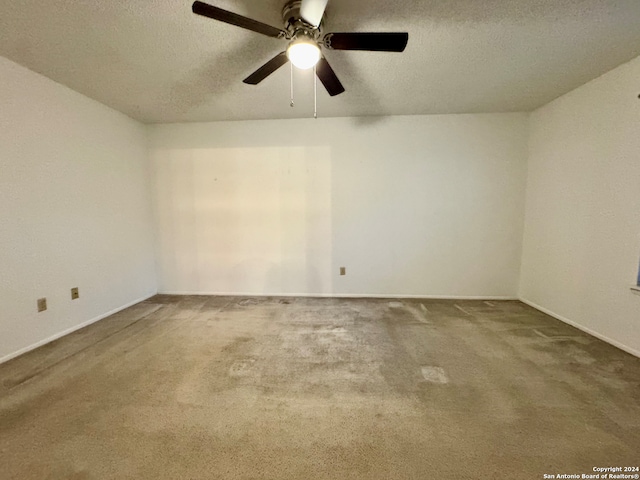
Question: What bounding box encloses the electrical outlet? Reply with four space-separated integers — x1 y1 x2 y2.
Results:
340 267 346 276
37 298 47 312
71 287 79 300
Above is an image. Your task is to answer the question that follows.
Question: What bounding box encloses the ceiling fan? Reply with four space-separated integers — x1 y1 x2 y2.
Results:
191 0 409 96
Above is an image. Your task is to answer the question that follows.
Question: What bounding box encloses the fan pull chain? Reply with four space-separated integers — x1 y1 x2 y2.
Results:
313 64 318 119
290 62 294 107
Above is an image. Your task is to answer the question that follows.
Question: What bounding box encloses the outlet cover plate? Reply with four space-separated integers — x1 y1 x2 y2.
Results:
37 298 47 312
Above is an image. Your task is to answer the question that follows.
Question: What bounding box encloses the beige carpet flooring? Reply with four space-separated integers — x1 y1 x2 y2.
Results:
1 295 639 479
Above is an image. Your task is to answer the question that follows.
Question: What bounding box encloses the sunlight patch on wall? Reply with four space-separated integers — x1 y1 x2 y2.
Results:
153 146 332 295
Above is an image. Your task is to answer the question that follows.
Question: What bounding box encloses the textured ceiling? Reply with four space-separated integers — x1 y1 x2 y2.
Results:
2 0 640 123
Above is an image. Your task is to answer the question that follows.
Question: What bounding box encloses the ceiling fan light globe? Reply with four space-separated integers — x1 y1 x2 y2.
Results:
287 42 321 70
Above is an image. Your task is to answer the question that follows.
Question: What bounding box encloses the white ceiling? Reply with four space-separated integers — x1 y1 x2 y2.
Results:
2 0 640 123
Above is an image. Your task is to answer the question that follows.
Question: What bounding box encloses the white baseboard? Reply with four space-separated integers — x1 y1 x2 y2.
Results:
159 290 518 301
0 292 156 365
519 297 640 359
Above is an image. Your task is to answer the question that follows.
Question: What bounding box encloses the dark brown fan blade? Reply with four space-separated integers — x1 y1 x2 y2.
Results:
192 1 286 39
243 52 289 85
316 57 345 96
323 32 408 52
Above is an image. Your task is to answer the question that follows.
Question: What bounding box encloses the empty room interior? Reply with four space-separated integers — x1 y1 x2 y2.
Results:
1 0 640 478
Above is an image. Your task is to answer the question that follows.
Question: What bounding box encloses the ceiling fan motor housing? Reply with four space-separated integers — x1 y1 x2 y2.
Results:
282 0 322 36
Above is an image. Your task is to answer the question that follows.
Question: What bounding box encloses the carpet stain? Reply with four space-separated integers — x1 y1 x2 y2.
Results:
421 366 449 384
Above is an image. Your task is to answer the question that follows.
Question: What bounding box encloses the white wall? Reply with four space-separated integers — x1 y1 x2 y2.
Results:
149 114 529 298
520 56 640 356
0 56 157 362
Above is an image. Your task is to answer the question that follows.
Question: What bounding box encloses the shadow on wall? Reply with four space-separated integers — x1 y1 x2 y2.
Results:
264 263 324 295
